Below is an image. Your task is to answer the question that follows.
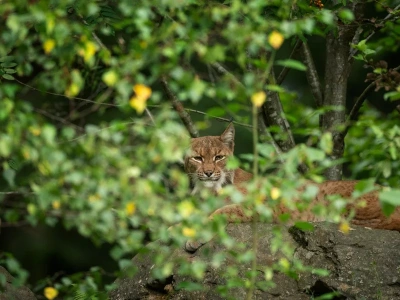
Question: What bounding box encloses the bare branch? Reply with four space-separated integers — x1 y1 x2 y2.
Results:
211 62 245 88
348 4 400 60
145 108 156 125
341 81 375 140
277 39 302 85
342 64 400 138
33 108 84 132
261 70 296 152
160 76 199 138
148 105 252 129
300 42 323 107
257 113 284 163
15 79 119 107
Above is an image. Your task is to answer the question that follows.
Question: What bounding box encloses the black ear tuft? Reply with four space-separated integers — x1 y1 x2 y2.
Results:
220 123 235 150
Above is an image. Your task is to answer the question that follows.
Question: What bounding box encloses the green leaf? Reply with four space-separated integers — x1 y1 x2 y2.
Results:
266 84 284 92
384 91 400 101
1 62 17 68
206 107 225 117
42 125 57 144
4 68 17 74
294 221 314 231
276 59 307 71
379 190 400 216
188 79 206 103
0 56 15 62
319 132 333 154
338 9 354 23
3 169 16 187
355 39 367 52
2 74 14 80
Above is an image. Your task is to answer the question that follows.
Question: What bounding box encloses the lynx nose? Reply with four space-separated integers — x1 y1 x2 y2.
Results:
204 171 213 177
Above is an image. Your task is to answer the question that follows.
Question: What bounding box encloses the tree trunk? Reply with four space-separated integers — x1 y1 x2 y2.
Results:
322 2 364 180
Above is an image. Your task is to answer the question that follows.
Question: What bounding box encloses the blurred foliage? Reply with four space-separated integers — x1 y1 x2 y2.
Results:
1 0 400 299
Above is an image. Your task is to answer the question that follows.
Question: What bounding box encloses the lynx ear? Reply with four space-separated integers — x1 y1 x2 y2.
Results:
220 123 235 150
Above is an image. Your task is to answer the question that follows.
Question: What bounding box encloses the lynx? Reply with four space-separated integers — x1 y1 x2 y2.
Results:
184 123 400 252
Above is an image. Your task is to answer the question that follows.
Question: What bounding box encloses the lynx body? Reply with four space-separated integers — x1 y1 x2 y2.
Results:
184 124 400 251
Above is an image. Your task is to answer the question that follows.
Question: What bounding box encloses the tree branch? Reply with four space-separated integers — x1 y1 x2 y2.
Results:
160 76 199 138
211 62 245 88
15 79 119 107
261 69 296 153
348 4 400 60
341 64 400 139
300 42 323 107
277 39 302 85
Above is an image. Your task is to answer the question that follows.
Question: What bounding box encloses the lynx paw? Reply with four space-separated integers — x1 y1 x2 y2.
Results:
185 240 205 253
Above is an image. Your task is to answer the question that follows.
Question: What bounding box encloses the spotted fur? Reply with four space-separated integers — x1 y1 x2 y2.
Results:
184 124 400 252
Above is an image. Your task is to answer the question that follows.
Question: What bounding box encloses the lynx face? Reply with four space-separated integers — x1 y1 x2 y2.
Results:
184 124 235 193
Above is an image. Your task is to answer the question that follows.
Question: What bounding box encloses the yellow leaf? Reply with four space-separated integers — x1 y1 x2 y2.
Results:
79 41 97 63
102 70 118 87
126 202 136 216
29 126 41 136
182 227 196 237
44 287 58 300
270 187 281 200
43 39 55 54
88 194 100 202
133 84 152 100
251 91 266 107
129 84 152 114
178 200 195 218
278 258 290 270
46 18 55 34
255 194 264 204
129 96 147 114
268 31 284 50
27 204 36 215
140 41 148 49
52 200 61 210
65 83 80 97
339 221 350 234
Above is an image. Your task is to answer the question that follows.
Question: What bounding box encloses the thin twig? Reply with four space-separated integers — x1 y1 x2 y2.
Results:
147 105 252 129
145 108 156 125
33 108 84 132
261 69 297 152
160 75 199 138
257 115 284 163
343 65 400 137
0 191 35 195
300 42 323 107
245 101 260 300
15 79 119 107
347 65 400 122
277 39 302 85
0 220 30 228
348 4 400 60
211 62 245 88
92 32 108 50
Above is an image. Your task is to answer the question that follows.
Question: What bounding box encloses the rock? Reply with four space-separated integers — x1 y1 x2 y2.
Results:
0 266 37 300
109 223 400 300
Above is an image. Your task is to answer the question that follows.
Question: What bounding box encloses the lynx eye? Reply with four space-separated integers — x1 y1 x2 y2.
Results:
214 155 225 161
191 156 203 163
